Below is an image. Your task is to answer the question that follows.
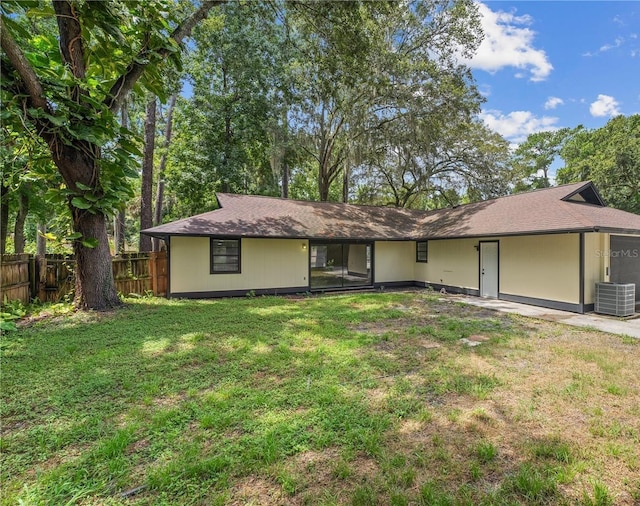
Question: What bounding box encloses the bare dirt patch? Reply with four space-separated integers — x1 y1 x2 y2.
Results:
228 476 288 506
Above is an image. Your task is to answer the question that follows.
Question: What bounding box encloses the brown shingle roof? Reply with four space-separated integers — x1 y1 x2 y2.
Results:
143 193 423 240
415 182 640 238
142 182 640 240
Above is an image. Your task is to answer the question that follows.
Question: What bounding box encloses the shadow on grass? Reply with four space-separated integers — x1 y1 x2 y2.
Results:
0 293 597 505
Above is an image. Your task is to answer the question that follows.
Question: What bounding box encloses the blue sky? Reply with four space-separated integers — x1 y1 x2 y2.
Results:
466 1 640 144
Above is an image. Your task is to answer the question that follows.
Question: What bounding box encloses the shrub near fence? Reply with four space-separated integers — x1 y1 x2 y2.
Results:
0 252 167 305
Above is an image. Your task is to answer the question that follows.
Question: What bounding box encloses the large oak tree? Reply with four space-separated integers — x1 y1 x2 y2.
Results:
1 0 220 309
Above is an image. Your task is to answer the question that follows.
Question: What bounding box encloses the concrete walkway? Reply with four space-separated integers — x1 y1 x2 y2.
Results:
454 296 640 339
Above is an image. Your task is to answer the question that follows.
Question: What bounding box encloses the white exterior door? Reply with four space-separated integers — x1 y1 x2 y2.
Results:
480 242 499 298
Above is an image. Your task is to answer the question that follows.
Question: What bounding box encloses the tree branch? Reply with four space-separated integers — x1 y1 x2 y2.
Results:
54 1 86 79
105 0 225 112
0 16 50 113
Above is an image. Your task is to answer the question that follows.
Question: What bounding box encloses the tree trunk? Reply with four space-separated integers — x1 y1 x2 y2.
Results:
0 182 9 255
282 161 289 199
50 143 120 310
342 166 349 203
115 210 126 255
139 96 156 252
153 94 176 251
115 101 129 256
71 208 120 310
318 160 332 201
153 180 165 253
36 222 46 256
13 189 29 253
280 104 289 199
319 173 330 201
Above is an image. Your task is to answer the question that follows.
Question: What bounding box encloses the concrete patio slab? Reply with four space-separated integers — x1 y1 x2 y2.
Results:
453 296 640 339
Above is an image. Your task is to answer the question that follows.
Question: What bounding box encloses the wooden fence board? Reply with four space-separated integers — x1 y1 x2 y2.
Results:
0 254 31 305
39 256 74 303
0 251 167 305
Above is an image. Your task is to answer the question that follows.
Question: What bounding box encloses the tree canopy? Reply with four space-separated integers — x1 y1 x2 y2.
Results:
164 0 505 210
1 0 220 309
557 115 639 213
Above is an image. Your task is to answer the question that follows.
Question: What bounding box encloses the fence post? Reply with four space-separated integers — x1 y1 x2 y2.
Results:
150 252 157 296
29 255 36 303
37 255 47 302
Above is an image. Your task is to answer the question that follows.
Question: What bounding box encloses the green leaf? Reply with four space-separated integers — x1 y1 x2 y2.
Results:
0 320 18 332
25 5 56 17
0 14 32 40
66 232 83 240
119 139 142 157
27 108 44 118
71 197 93 210
81 238 99 248
123 166 139 179
83 193 99 202
42 113 66 127
75 182 92 191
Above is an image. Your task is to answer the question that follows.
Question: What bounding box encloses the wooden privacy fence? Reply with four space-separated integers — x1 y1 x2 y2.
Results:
0 251 167 305
0 254 31 305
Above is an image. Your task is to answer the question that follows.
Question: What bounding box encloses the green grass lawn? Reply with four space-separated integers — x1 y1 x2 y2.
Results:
1 291 639 505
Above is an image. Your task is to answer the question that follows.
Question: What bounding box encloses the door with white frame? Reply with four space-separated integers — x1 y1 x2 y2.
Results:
480 241 499 298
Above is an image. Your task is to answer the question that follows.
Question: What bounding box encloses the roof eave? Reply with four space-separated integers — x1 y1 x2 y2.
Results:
139 229 169 240
419 227 604 241
138 231 414 241
137 226 640 242
595 227 640 236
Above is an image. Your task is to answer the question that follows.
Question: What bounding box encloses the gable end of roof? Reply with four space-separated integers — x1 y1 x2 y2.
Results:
561 181 606 206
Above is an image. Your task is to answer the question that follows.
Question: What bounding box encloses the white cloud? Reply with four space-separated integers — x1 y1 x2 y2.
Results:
477 83 492 97
590 95 621 117
600 37 624 52
585 33 639 57
480 109 559 143
544 97 564 110
466 3 553 82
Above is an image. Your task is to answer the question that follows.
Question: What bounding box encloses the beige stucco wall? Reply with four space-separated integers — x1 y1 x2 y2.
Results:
170 237 308 294
413 238 480 290
413 234 585 305
374 241 415 283
169 232 598 306
500 234 580 303
584 232 606 304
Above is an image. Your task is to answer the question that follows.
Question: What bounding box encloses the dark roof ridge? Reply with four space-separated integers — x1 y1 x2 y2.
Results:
217 181 592 215
430 181 590 212
216 192 429 214
403 182 590 220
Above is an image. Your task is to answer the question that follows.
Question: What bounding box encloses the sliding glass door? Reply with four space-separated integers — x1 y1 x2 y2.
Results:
310 241 372 289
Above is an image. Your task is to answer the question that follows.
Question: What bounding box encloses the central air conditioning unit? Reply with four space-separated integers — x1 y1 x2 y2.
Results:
595 282 635 317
